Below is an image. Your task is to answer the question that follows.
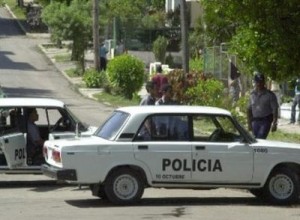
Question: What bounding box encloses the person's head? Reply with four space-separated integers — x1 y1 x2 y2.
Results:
161 84 172 100
253 72 265 90
27 108 38 122
156 65 162 74
145 81 157 97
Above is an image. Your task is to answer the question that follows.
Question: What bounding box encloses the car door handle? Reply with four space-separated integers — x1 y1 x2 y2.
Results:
138 145 148 150
195 146 206 150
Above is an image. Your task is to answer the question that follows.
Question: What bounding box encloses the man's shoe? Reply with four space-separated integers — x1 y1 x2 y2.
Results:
288 122 295 125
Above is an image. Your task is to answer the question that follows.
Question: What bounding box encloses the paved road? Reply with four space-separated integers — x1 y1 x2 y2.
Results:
0 7 113 127
0 181 299 220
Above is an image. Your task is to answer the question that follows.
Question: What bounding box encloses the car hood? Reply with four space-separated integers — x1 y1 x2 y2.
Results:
253 139 300 150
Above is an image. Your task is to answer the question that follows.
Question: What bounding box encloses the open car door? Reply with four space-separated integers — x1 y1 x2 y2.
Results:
0 133 26 169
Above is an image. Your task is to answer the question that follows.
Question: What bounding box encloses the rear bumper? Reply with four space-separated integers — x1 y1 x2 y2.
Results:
41 164 77 181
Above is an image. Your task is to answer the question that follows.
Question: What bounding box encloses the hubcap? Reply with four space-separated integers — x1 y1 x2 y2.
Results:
113 174 138 200
269 174 294 200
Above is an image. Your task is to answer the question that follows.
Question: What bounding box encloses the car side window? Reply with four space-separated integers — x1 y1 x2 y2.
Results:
34 108 62 126
192 115 242 142
0 107 25 135
136 115 189 141
192 115 216 141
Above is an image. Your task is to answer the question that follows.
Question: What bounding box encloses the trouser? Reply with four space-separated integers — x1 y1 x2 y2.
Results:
290 94 300 123
100 57 107 71
251 114 273 139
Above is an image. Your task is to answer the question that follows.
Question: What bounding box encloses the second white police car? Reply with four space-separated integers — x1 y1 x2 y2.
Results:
42 106 300 205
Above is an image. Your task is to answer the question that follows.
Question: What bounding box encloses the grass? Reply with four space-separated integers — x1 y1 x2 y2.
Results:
268 130 300 143
93 92 140 108
54 54 71 63
65 68 82 78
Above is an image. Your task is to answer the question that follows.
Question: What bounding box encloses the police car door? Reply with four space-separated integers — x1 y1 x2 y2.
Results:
0 133 26 168
133 115 193 183
191 115 253 183
0 108 26 169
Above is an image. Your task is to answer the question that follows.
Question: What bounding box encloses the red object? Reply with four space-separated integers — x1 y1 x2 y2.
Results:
152 74 168 98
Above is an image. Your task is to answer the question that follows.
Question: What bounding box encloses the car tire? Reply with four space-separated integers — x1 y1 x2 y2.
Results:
104 168 144 205
264 168 299 204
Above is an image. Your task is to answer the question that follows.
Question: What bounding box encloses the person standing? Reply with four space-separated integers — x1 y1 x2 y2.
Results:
290 78 300 124
155 84 177 105
228 62 242 104
140 81 157 106
99 43 108 71
247 72 279 139
152 65 168 98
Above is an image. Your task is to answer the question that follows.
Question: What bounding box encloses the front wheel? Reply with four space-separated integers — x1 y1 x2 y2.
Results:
104 168 144 205
264 168 299 204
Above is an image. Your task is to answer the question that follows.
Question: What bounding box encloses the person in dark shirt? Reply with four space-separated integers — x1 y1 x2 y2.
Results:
151 65 168 98
140 81 157 105
155 84 177 105
247 72 279 139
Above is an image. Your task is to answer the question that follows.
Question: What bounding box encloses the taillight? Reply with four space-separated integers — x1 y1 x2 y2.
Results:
52 150 61 163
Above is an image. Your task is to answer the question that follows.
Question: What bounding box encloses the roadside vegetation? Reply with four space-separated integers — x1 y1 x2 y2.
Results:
4 0 300 143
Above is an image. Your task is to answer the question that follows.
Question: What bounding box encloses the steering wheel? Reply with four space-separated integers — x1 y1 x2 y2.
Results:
50 117 64 132
209 128 223 141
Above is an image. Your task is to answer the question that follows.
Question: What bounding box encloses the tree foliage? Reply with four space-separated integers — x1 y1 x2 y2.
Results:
41 0 92 73
200 0 300 81
152 36 168 63
106 54 145 99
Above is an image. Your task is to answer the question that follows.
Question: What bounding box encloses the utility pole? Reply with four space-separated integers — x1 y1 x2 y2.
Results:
93 0 100 71
180 0 189 74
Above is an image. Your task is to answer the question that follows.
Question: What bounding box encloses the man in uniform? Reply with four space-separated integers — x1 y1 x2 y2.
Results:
247 72 279 139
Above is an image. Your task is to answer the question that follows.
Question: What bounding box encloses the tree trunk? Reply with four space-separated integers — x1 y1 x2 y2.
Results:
180 0 189 74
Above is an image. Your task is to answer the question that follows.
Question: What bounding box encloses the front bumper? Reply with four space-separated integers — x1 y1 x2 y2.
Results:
41 164 77 181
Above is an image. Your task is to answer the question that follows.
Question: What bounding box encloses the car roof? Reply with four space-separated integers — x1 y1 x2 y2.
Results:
0 98 65 108
117 105 231 116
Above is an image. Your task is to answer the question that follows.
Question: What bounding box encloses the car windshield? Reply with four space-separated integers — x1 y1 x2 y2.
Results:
94 111 129 140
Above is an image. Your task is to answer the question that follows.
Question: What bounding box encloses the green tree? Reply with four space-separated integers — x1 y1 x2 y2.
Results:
152 35 168 63
42 0 92 74
200 0 300 81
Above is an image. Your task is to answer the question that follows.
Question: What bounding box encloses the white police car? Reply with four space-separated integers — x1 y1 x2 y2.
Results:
0 98 96 173
42 106 300 205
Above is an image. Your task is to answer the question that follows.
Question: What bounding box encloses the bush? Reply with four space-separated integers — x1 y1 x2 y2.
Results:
83 68 107 88
185 78 225 107
107 54 145 99
152 36 168 63
167 69 208 104
189 57 204 72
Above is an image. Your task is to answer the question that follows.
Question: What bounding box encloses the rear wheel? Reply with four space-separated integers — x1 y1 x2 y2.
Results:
104 168 144 205
264 168 299 204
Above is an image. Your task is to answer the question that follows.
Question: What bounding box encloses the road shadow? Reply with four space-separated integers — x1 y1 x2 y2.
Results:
2 87 54 97
0 50 37 71
0 16 25 37
65 196 299 208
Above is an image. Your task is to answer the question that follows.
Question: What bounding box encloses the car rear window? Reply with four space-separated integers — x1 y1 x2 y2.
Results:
94 111 129 140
